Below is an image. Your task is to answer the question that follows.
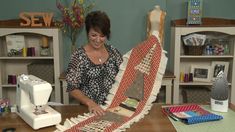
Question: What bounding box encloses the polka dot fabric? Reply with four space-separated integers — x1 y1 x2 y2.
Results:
66 44 123 105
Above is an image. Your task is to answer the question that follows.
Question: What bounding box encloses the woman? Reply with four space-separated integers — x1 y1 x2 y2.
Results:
66 11 123 116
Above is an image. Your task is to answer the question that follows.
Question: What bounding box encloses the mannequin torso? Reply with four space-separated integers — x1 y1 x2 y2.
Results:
147 5 166 46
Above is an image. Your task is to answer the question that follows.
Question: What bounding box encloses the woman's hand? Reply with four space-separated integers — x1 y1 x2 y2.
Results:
69 89 105 116
87 100 105 116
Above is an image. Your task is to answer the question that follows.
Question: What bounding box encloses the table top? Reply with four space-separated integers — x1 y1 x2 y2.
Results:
0 103 176 132
1 103 234 132
59 70 175 80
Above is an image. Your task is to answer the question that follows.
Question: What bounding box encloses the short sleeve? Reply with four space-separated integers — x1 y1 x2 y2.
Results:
110 45 123 67
66 49 83 92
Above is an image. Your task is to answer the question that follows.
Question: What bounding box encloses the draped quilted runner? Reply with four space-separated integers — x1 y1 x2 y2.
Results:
55 34 168 132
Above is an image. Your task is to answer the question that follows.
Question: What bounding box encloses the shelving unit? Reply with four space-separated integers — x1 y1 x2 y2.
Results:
0 20 64 104
170 18 235 104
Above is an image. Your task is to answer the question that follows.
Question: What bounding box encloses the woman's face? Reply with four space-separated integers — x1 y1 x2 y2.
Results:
88 28 106 49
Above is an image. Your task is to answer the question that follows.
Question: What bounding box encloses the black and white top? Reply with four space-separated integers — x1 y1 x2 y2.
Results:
66 44 123 105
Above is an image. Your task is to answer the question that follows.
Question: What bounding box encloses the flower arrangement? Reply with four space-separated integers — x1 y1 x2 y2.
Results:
56 0 94 51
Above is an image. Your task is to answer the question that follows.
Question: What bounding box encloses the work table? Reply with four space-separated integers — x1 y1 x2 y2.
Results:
0 103 175 132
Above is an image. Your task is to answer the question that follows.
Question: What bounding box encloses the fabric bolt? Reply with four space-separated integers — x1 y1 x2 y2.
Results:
186 114 223 124
168 104 206 113
66 44 123 105
166 104 223 125
168 105 235 132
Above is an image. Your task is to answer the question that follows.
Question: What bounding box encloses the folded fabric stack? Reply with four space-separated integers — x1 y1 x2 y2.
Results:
162 104 223 125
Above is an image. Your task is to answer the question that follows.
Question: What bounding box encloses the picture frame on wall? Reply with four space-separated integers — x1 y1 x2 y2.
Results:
191 65 211 82
211 61 229 80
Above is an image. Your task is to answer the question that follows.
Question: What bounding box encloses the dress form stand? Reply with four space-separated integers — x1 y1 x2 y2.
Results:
147 5 166 47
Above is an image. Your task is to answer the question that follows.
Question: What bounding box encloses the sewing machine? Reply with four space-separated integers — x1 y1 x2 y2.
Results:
16 74 61 130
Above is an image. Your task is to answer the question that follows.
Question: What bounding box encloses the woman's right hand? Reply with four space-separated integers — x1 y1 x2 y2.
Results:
69 89 105 116
87 100 105 116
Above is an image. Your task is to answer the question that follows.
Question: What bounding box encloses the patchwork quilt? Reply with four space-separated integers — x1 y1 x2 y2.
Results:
55 33 168 132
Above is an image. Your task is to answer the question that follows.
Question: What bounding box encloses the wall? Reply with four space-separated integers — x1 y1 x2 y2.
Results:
0 0 166 69
0 0 235 70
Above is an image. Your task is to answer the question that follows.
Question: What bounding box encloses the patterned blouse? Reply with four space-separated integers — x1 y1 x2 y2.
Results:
66 44 123 105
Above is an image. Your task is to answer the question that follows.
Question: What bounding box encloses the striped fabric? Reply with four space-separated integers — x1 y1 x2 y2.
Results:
169 104 209 114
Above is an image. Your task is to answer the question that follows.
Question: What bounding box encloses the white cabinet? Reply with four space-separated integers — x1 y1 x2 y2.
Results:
0 21 64 104
170 18 235 104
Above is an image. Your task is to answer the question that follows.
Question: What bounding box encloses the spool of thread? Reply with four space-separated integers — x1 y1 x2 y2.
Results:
27 47 32 56
0 107 4 113
8 75 12 84
31 47 35 56
189 73 193 82
22 47 27 57
184 73 189 82
180 72 184 82
12 75 17 84
42 36 49 48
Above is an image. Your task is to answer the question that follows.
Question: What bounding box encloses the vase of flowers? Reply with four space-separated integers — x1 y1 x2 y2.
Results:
56 0 94 53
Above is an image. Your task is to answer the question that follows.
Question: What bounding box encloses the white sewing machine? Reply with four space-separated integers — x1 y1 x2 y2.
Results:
16 74 61 130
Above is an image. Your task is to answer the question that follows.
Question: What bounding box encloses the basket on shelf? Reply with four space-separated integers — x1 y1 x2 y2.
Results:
182 87 211 103
184 45 204 55
27 61 54 84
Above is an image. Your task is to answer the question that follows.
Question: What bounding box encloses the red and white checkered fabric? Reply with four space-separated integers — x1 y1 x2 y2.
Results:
67 35 163 132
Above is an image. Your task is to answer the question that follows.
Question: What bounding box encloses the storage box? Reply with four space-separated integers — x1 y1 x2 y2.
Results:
182 87 211 103
184 45 204 55
27 61 54 83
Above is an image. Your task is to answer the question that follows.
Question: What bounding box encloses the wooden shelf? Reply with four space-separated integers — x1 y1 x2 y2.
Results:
180 55 234 58
171 18 235 27
0 56 54 59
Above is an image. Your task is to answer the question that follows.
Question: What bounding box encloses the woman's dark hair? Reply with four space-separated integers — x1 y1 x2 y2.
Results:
85 11 111 40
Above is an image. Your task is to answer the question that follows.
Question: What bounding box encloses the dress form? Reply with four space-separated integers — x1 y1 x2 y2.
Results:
147 5 166 47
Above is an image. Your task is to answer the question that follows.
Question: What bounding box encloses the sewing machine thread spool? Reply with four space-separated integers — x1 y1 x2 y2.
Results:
22 47 27 57
12 75 17 84
27 47 32 56
8 75 12 84
189 73 193 82
180 72 184 82
184 73 189 82
31 47 35 56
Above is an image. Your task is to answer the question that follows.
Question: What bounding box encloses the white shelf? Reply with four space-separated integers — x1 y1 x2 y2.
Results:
0 27 63 104
0 84 17 87
170 18 235 104
180 55 234 59
0 84 55 87
0 57 54 59
180 82 232 86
